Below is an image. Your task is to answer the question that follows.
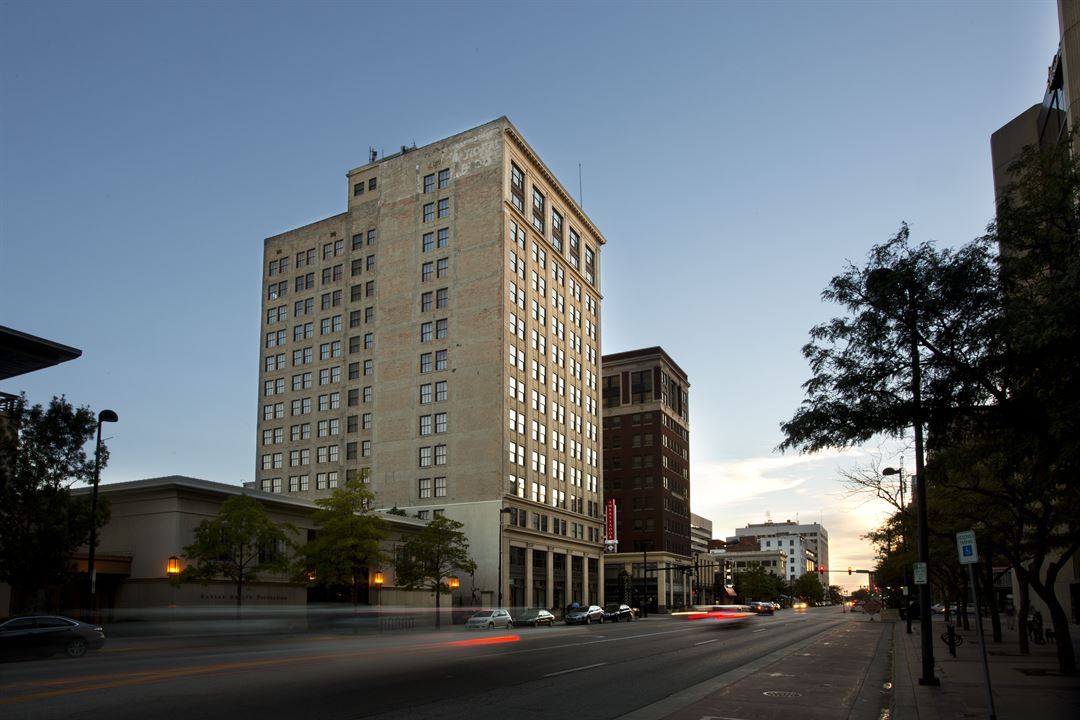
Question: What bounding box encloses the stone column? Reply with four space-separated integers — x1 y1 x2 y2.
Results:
525 545 534 607
546 548 554 609
583 553 590 605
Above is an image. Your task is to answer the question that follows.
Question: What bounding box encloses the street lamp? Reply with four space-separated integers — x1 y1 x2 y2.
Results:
86 409 118 616
497 507 512 608
869 267 937 686
883 466 912 636
165 556 181 577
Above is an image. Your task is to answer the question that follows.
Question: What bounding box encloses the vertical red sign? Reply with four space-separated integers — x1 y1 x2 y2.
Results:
605 498 617 544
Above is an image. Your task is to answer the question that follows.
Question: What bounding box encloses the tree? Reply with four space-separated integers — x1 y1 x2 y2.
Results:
793 571 824 603
0 395 106 614
296 473 385 605
393 515 476 628
733 564 781 603
178 494 294 609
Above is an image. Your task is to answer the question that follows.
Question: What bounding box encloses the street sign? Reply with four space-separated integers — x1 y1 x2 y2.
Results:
956 530 978 565
913 562 927 584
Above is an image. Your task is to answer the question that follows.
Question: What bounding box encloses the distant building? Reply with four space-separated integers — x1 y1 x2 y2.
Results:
600 347 692 612
734 520 830 587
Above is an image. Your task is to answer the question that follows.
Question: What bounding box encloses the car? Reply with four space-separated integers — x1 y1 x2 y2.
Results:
602 603 634 622
749 602 774 615
0 615 105 659
510 608 555 627
792 601 809 610
564 605 604 624
464 609 514 629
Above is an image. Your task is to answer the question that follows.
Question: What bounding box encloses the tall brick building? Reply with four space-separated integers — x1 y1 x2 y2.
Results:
600 347 691 612
256 118 606 609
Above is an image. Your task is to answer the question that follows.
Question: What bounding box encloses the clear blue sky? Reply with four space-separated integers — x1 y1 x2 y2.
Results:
1 0 1059 589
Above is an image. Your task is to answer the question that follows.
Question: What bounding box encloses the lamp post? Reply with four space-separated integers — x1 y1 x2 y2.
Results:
883 466 913 635
86 409 118 617
497 507 512 608
869 267 937 686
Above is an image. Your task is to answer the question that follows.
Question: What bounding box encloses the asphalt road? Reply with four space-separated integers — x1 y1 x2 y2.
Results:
1 608 855 720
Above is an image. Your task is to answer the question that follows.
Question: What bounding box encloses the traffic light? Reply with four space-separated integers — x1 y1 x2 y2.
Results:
848 566 853 575
818 565 825 573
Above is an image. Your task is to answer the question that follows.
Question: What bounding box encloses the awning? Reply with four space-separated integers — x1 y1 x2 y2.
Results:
723 586 736 598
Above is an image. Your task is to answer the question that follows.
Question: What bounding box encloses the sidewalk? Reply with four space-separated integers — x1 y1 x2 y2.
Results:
891 616 1080 719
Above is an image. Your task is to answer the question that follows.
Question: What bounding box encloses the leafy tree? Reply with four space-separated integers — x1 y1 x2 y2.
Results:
793 571 824 603
0 395 107 614
178 494 294 609
296 473 385 605
393 515 476 628
733 564 781 603
826 585 844 604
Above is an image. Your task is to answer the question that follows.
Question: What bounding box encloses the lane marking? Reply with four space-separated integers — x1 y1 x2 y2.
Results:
694 639 719 646
544 662 607 678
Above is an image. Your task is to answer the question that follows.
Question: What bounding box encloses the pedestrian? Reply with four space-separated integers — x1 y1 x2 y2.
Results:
1004 603 1015 630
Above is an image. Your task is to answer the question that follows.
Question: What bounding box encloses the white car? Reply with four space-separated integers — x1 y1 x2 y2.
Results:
464 609 514 629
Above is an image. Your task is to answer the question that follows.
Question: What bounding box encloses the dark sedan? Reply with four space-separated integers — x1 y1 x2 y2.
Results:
511 608 556 626
564 605 604 624
602 603 634 622
0 615 105 659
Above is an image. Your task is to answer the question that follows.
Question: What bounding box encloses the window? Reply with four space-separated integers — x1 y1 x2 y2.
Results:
352 233 364 250
362 412 372 429
437 227 448 248
435 381 447 401
510 162 525 212
422 261 433 281
419 477 432 498
368 177 377 190
435 476 447 496
434 444 447 465
435 349 448 370
569 228 580 268
435 318 447 339
354 182 364 196
420 415 433 435
532 188 545 232
551 209 563 252
419 446 433 467
352 258 363 277
420 383 433 404
438 168 450 188
435 412 447 433
420 322 433 342
364 359 373 376
423 203 434 222
585 245 595 284
366 280 375 297
364 333 373 349
421 291 433 312
366 255 375 272
437 198 449 218
420 352 433 373
423 232 434 252
436 257 448 278
424 174 435 193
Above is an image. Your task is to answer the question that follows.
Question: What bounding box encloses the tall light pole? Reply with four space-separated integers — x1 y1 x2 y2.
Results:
883 465 912 635
497 507 512 608
870 267 937 686
86 409 118 616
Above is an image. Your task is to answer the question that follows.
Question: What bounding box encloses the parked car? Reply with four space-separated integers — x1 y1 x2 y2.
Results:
602 603 634 622
564 605 604 624
464 609 514 629
0 615 105 659
510 608 555 627
749 602 774 615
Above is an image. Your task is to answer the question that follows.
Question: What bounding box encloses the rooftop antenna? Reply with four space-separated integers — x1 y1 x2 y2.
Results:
765 511 772 524
369 147 377 163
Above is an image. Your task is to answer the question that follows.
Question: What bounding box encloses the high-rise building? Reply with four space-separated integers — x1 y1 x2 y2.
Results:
734 520 829 588
600 347 691 612
256 118 606 610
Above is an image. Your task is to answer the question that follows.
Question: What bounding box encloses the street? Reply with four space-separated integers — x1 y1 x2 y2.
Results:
0 608 872 720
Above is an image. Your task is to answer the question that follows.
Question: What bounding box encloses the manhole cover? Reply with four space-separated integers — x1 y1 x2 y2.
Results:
763 691 803 698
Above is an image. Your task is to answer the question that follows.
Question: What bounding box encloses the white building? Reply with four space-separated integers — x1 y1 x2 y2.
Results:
734 520 830 587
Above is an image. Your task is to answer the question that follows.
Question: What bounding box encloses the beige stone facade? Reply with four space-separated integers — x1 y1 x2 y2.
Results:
257 118 606 610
